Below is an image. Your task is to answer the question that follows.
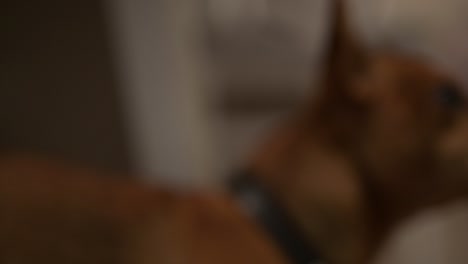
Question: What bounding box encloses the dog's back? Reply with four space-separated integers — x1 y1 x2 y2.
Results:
0 155 288 264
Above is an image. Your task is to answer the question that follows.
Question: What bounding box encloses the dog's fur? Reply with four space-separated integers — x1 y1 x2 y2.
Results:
2 1 468 264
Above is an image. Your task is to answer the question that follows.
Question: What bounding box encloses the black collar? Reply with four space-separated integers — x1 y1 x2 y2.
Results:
229 170 323 264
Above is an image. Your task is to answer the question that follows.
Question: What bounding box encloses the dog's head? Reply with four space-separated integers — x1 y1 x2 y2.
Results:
252 0 468 259
314 0 468 215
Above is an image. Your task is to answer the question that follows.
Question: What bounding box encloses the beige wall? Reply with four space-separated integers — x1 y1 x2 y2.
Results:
107 0 219 187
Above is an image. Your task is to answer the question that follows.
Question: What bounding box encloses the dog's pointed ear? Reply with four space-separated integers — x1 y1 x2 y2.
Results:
323 0 369 98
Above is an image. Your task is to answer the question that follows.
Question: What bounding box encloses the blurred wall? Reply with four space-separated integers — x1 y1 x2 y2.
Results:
1 0 131 172
107 0 219 187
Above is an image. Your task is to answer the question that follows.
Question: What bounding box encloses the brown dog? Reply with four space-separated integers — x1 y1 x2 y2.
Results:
1 1 468 264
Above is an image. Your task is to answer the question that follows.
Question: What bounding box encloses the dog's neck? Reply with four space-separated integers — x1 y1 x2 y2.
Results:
230 172 322 264
249 120 408 264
